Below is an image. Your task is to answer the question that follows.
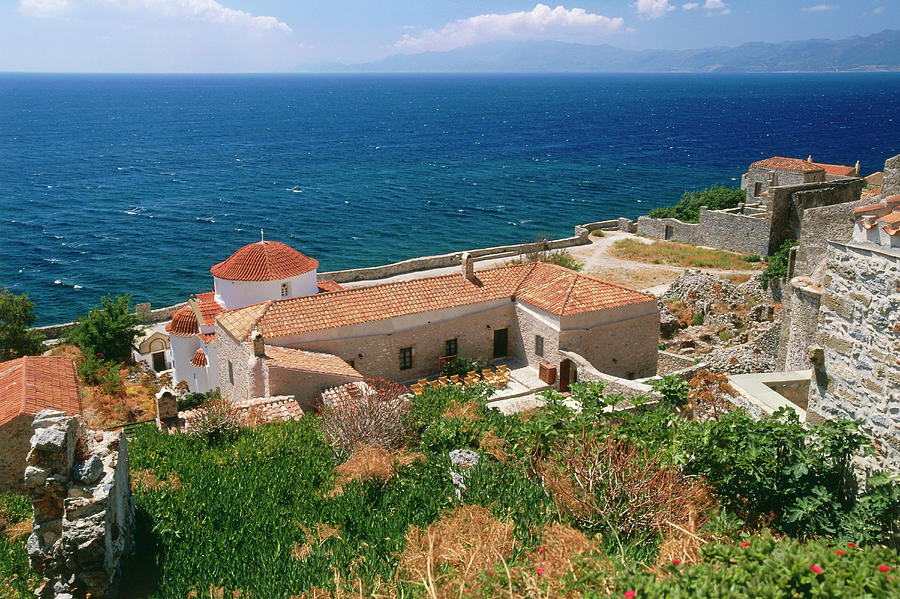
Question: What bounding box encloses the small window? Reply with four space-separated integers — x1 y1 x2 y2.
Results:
399 347 413 370
753 182 762 197
228 361 234 385
445 338 457 357
535 335 544 357
281 282 289 297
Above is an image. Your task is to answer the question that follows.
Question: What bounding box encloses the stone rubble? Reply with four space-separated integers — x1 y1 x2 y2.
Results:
662 269 745 314
25 409 134 599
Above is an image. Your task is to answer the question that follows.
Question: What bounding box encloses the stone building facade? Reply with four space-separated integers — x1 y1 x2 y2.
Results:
215 260 659 406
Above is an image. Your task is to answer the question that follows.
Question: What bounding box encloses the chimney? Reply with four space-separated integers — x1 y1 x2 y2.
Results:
251 329 265 357
854 160 860 176
461 252 475 281
807 155 813 163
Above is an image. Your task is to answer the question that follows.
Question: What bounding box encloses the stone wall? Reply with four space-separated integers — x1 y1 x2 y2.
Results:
766 178 865 256
636 215 702 245
25 410 134 599
783 278 823 372
264 366 361 412
0 413 34 493
319 226 591 284
559 350 661 403
696 208 770 256
883 153 900 197
806 241 900 471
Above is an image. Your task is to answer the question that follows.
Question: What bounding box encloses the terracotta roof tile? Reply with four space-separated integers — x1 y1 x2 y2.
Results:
194 291 224 326
317 279 345 293
751 157 826 173
165 305 199 336
197 332 216 344
0 356 81 426
219 262 655 341
854 202 891 216
190 348 207 368
811 162 857 177
210 241 318 282
878 211 900 225
263 346 362 378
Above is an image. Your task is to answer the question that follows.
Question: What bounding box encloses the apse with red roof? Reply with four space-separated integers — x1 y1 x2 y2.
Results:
211 239 320 310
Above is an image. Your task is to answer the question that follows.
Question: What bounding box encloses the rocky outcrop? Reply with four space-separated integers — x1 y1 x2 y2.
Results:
25 410 134 599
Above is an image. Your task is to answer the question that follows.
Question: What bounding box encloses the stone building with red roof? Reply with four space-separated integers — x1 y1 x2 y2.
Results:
0 356 81 492
165 236 344 393
742 155 860 203
214 255 659 409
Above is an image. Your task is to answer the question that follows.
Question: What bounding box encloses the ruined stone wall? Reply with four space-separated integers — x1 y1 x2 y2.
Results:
560 305 659 379
635 216 702 244
883 153 900 197
807 241 900 471
25 410 134 599
0 413 34 493
264 366 360 411
767 178 865 255
783 278 823 372
697 208 771 256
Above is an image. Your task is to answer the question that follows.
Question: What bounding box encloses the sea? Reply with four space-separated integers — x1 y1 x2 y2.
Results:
2 73 899 326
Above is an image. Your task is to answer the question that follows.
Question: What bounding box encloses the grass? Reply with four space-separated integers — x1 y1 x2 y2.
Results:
2 383 897 598
609 238 767 271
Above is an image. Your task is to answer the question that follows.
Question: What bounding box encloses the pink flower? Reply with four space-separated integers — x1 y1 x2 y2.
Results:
741 541 751 547
848 542 857 548
879 565 891 573
810 565 824 575
536 567 544 575
487 570 495 575
624 592 636 599
835 550 846 556
672 558 682 565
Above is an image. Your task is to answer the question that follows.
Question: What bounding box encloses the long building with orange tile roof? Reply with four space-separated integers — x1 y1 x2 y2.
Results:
215 256 659 407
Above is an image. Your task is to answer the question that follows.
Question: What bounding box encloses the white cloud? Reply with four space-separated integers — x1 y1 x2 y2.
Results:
634 0 675 18
873 6 884 13
394 4 625 53
803 4 837 11
682 3 699 9
19 0 291 33
704 0 726 8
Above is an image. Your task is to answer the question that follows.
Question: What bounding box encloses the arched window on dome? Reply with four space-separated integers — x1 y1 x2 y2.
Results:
281 282 289 297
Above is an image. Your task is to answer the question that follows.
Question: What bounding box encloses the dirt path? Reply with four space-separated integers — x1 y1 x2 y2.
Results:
341 230 762 295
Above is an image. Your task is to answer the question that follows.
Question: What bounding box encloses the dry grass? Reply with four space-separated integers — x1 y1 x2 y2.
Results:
531 522 600 580
131 468 182 492
722 272 752 285
478 431 508 463
609 239 765 271
583 265 680 291
443 400 483 421
3 520 32 541
292 523 344 563
328 445 425 497
399 505 515 586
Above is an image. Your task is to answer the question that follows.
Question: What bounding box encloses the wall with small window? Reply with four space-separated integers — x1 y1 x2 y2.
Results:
213 269 318 310
513 302 561 368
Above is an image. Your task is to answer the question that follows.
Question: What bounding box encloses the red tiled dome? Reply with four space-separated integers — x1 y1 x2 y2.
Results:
210 241 318 282
190 348 207 368
166 306 199 336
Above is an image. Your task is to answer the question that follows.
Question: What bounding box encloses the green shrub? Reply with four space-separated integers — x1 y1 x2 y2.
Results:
440 356 487 378
602 532 900 599
541 250 584 271
761 238 799 289
744 254 762 263
66 294 141 363
76 352 123 395
0 287 45 361
0 494 38 598
648 185 745 223
177 389 219 411
650 374 690 411
692 311 705 325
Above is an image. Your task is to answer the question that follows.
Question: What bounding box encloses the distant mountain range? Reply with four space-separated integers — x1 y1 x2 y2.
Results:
308 30 900 73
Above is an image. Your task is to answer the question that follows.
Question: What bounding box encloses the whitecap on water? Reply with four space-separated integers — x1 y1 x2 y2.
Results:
53 280 62 285
196 216 215 223
73 285 83 289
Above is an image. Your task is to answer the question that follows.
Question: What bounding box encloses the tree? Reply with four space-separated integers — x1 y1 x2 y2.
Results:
0 286 45 361
66 294 142 363
648 185 746 223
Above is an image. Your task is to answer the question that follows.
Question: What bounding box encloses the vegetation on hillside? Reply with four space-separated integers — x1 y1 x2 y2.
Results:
2 378 897 598
65 294 141 363
648 185 746 223
761 238 800 289
0 287 45 361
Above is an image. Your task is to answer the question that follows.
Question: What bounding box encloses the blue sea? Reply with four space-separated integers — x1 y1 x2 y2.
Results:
2 73 899 325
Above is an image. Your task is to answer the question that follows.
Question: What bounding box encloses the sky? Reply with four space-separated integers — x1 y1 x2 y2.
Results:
0 0 896 72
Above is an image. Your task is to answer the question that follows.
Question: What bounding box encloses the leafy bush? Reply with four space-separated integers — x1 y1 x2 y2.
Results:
319 378 411 456
675 407 872 538
177 389 219 412
744 254 762 263
76 352 123 396
691 311 705 325
606 532 899 599
0 493 38 598
440 356 487 378
0 287 45 361
650 374 690 410
189 395 242 445
761 238 798 289
541 250 584 271
648 185 745 223
65 294 141 363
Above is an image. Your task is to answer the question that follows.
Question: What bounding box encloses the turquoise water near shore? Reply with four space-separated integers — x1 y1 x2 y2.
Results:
2 73 899 325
